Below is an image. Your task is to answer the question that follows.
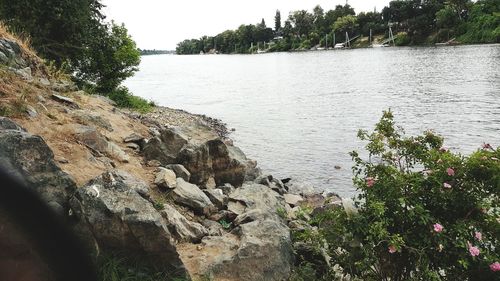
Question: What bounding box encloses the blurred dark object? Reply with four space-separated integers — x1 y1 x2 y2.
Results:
0 168 97 281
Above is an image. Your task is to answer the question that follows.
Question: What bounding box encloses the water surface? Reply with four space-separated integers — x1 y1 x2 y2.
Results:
126 45 500 197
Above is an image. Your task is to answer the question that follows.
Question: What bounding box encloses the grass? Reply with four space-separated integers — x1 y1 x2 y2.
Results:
107 86 155 114
97 252 186 281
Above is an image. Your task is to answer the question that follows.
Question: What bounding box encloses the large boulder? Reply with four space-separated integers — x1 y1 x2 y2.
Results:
0 38 28 69
0 119 76 214
179 183 293 281
170 178 214 214
160 204 208 243
142 127 255 187
143 128 189 165
177 139 251 187
70 170 186 272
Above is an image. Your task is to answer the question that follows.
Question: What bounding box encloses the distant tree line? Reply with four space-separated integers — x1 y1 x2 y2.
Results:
139 49 175 56
176 0 499 54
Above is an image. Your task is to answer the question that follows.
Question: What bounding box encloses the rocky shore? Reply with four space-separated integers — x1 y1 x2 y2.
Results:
0 34 343 280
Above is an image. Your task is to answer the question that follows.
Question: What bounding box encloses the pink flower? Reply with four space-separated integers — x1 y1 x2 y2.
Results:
388 245 397 254
366 177 376 187
443 182 452 189
475 232 482 241
482 143 493 150
446 168 455 176
490 262 500 272
433 223 444 233
468 244 480 257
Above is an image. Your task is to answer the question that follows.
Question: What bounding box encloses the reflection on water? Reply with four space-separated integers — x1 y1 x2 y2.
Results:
126 44 500 198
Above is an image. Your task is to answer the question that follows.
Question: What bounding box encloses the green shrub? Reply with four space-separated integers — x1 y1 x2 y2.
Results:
98 252 184 281
394 32 411 46
107 86 154 113
310 111 499 280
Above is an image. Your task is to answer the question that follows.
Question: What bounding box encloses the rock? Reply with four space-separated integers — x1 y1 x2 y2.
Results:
51 81 78 92
13 66 32 80
73 125 108 154
176 143 211 184
123 133 145 146
208 210 238 223
73 110 113 132
143 128 189 165
37 78 50 86
160 204 208 243
155 167 177 189
170 178 214 214
165 164 191 182
180 183 293 280
227 200 246 216
51 93 80 109
201 219 225 236
205 177 216 189
0 38 28 69
146 160 161 167
284 194 304 206
300 194 326 209
220 183 235 195
70 170 185 272
106 142 130 163
125 142 140 150
203 188 227 210
0 117 25 131
0 120 77 214
207 140 248 187
284 178 316 196
25 105 38 118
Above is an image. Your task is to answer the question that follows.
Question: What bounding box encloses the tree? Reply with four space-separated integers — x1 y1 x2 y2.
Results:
76 22 140 93
275 10 282 34
0 0 104 65
289 10 314 37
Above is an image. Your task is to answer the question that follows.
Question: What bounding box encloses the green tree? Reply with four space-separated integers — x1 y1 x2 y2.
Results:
0 0 104 65
275 10 282 34
76 22 140 93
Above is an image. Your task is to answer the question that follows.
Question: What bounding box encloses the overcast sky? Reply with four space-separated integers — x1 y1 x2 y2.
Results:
102 0 391 50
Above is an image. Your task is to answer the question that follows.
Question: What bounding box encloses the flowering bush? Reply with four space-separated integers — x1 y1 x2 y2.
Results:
312 111 499 280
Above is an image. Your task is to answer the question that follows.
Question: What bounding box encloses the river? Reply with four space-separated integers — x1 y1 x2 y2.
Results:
125 44 500 198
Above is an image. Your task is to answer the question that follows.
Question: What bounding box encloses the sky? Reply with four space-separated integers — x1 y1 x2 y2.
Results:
102 0 391 50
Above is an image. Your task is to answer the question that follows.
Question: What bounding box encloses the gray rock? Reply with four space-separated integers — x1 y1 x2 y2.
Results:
180 183 293 281
51 94 80 109
106 142 130 163
13 66 32 80
72 110 113 132
170 178 214 214
125 142 140 150
165 164 191 182
70 170 185 271
51 81 77 92
0 117 25 131
284 179 316 196
25 105 38 118
73 125 108 153
220 183 235 195
201 219 225 236
155 167 177 189
123 133 145 144
284 194 304 206
227 200 246 216
146 160 162 167
0 121 76 213
203 188 227 210
143 128 189 165
160 204 207 243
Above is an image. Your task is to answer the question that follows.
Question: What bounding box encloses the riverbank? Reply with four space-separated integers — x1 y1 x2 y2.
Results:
0 30 343 281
